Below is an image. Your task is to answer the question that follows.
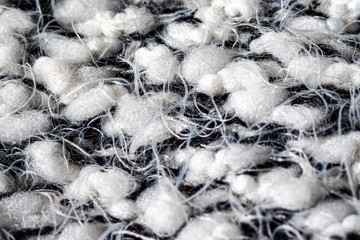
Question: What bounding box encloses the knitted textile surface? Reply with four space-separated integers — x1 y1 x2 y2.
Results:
0 0 360 240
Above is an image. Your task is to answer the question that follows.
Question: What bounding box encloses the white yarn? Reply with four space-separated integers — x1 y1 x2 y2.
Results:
54 0 120 26
176 212 241 240
103 92 183 151
0 81 48 116
0 110 50 143
0 35 23 75
287 55 330 88
75 7 155 37
291 200 355 236
247 168 325 210
57 223 107 240
249 32 301 64
182 45 232 84
163 22 211 51
0 8 34 34
63 84 128 122
136 179 188 236
39 33 92 64
196 73 224 96
269 105 325 130
290 132 360 164
0 192 60 229
226 173 257 195
0 171 13 193
219 59 269 92
24 140 80 184
134 44 178 84
65 166 136 205
1 1 359 239
225 86 288 123
33 56 73 95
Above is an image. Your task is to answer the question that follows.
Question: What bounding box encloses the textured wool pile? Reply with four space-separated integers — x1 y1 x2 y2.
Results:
1 0 360 239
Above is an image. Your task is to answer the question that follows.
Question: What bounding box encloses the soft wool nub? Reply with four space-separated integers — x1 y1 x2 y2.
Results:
0 192 60 229
136 180 188 236
134 44 178 84
65 166 137 219
63 84 128 122
0 111 51 143
177 212 241 240
24 140 80 184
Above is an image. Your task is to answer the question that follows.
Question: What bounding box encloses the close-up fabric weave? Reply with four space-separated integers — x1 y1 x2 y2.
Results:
0 0 360 239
